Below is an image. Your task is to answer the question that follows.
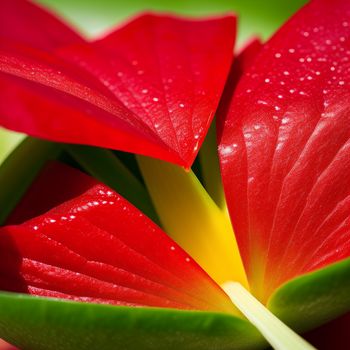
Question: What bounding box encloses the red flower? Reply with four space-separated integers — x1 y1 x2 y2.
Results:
0 0 349 349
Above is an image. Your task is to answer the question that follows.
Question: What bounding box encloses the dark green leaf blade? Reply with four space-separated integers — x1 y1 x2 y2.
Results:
268 258 350 333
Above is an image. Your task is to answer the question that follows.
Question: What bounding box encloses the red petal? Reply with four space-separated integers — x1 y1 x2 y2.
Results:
6 161 97 225
0 162 233 312
0 1 236 168
218 0 350 300
0 339 17 350
0 0 83 51
216 37 262 141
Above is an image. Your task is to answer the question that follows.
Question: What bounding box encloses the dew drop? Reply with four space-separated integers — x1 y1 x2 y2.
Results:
281 117 290 125
220 145 233 156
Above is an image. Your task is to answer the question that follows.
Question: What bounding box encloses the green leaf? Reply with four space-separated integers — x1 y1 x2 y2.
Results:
268 258 350 333
0 292 266 350
0 137 61 225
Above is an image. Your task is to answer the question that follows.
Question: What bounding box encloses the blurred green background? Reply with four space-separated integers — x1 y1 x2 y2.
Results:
0 0 307 164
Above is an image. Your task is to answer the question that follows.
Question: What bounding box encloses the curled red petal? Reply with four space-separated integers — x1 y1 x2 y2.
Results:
0 162 234 312
0 0 236 168
6 161 98 225
218 0 350 300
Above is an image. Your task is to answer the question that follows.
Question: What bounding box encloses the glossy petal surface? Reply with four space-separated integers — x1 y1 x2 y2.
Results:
218 0 350 300
0 0 236 168
0 163 234 313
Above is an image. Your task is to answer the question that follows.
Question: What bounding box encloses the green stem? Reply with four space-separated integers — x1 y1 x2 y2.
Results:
222 282 316 350
66 144 159 224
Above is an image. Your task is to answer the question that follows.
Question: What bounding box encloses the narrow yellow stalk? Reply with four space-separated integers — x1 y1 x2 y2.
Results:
137 155 248 288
